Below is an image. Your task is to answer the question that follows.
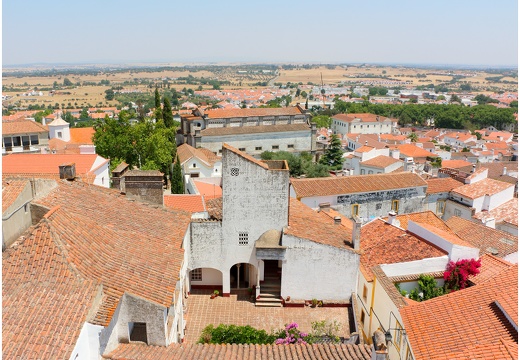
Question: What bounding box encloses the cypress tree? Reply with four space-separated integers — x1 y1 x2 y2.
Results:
163 97 174 128
319 134 344 170
171 155 184 194
154 88 163 121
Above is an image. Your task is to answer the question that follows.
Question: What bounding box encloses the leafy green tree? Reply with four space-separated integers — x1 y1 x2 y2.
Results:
450 94 461 103
300 91 307 99
311 115 332 128
63 78 73 86
163 97 174 128
295 88 301 97
408 132 418 142
105 88 115 101
171 155 184 194
319 134 343 169
154 88 163 121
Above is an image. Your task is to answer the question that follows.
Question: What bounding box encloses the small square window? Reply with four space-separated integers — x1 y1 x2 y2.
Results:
288 144 294 149
239 148 246 151
454 209 462 217
230 168 239 176
272 145 279 150
191 268 202 281
239 232 249 245
255 146 262 151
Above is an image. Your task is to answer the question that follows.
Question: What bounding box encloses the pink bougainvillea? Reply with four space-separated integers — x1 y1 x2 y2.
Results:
443 258 481 291
275 322 308 345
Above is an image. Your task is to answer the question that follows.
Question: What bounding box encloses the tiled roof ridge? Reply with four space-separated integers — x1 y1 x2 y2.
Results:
223 143 269 170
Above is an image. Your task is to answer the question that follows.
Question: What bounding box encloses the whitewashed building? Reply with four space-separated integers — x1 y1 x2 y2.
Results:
332 113 396 136
180 106 316 157
290 172 428 223
187 144 360 303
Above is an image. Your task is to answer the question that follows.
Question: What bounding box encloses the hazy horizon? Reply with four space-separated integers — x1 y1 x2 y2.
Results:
3 0 518 68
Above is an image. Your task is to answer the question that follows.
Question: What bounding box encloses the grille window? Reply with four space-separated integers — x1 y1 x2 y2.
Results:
191 268 202 281
230 167 239 176
239 232 249 245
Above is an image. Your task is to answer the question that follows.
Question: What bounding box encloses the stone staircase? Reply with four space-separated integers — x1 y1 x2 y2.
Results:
256 266 282 307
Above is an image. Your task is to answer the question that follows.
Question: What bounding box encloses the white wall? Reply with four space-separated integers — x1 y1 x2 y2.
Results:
380 256 449 277
92 160 110 188
190 268 223 286
488 186 515 211
408 221 479 261
280 234 359 301
68 322 104 360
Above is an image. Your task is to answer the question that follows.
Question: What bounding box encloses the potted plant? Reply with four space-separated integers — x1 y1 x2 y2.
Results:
210 290 219 299
311 298 319 308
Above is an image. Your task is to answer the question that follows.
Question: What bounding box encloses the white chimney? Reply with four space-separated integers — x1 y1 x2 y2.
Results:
334 216 342 225
387 211 397 225
471 164 476 173
351 216 362 250
502 166 507 176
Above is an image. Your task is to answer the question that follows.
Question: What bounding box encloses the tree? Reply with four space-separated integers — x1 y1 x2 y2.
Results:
450 94 461 103
63 78 73 86
311 115 332 128
171 155 184 194
154 88 163 121
105 88 115 101
300 91 308 99
295 88 301 97
163 97 174 128
408 132 418 142
319 134 343 169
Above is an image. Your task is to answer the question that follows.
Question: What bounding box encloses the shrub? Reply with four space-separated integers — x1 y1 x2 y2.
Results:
307 320 341 343
444 258 481 291
197 324 283 345
275 322 309 345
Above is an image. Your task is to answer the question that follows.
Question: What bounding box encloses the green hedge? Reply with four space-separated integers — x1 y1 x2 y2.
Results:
197 324 284 345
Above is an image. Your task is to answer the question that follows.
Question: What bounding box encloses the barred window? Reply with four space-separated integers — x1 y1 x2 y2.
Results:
230 167 239 176
239 232 249 245
191 268 202 281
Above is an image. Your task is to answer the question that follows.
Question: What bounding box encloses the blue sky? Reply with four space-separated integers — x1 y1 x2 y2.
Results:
2 0 518 66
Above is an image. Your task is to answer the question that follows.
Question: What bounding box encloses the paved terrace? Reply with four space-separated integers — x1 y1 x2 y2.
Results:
184 290 352 343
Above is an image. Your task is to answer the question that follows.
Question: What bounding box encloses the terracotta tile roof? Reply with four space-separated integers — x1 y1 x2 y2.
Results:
201 123 311 137
223 143 269 169
360 155 401 169
396 143 434 158
425 177 464 194
371 266 409 308
3 221 99 359
332 113 392 123
2 118 48 135
193 180 222 199
446 217 517 258
458 162 518 183
2 154 107 179
32 180 192 325
469 254 515 285
164 194 205 213
400 265 518 360
286 198 355 250
205 106 304 119
176 143 219 167
360 219 447 281
431 338 518 360
69 127 95 144
104 342 372 360
290 172 427 198
355 145 374 153
441 159 472 169
316 208 353 231
451 178 514 199
205 197 223 220
2 178 29 212
392 211 455 234
473 198 518 227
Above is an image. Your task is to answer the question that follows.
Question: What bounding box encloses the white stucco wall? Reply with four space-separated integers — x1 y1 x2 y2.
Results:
68 322 104 360
487 185 515 211
190 268 223 286
503 252 518 264
200 130 313 156
496 222 518 237
92 160 110 188
280 234 359 301
380 256 449 277
408 221 479 261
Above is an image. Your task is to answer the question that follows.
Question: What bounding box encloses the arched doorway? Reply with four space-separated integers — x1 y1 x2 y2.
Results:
230 263 254 289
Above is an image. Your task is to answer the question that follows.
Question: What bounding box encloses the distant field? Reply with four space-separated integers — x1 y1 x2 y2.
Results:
3 64 516 110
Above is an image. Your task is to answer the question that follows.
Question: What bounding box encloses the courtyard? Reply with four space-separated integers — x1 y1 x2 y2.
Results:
183 290 352 343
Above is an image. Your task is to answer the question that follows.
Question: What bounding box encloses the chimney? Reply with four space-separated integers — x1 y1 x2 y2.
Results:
59 163 76 180
387 211 397 225
471 164 476 173
502 166 507 176
334 216 342 225
365 141 368 146
371 330 388 360
351 216 362 250
319 202 331 212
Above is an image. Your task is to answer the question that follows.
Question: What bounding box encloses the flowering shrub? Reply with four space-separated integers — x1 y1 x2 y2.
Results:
443 258 481 291
275 322 309 344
